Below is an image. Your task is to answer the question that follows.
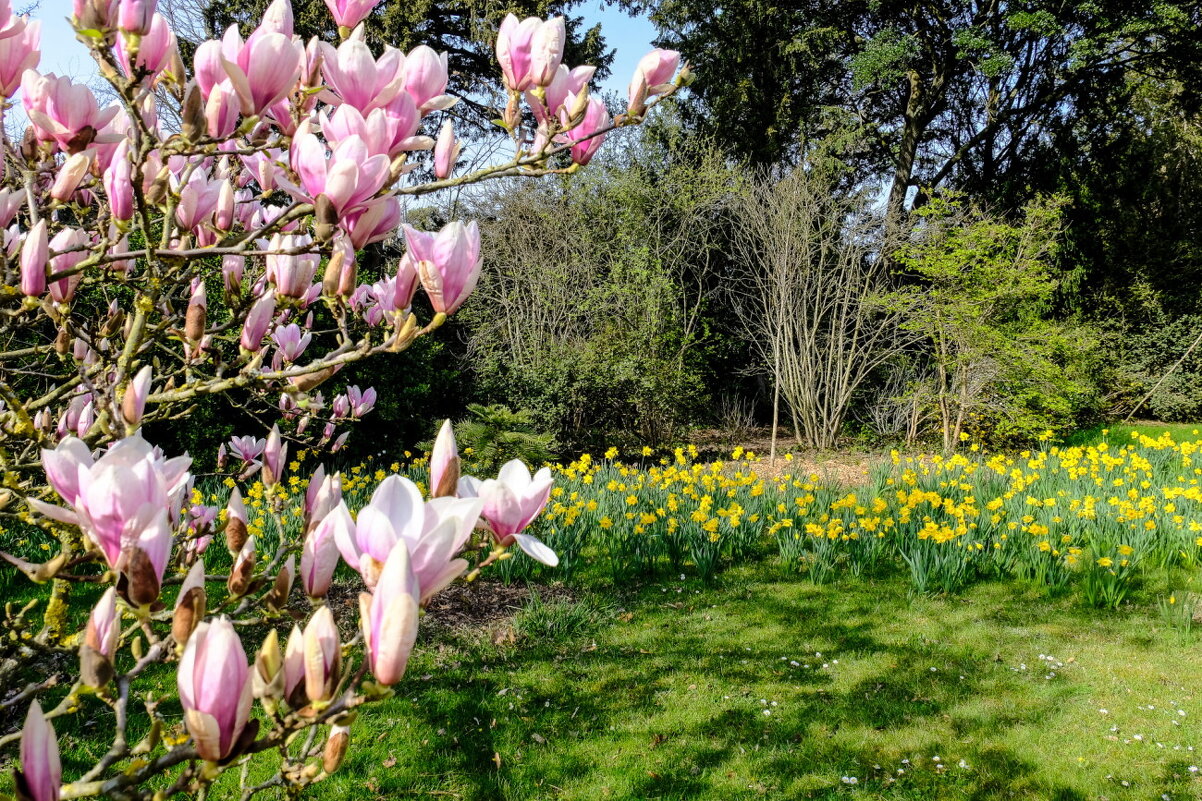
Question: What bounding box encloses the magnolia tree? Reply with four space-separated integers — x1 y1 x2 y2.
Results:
0 0 685 796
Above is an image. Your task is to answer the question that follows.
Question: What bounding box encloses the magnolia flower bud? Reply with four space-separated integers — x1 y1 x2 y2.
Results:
430 419 460 498
227 537 256 598
290 364 340 393
264 554 295 611
20 220 48 298
314 194 337 242
252 628 285 703
225 487 248 554
283 624 307 708
178 617 256 762
185 280 207 344
80 587 119 688
171 562 207 653
324 724 351 773
16 701 60 801
122 365 153 427
321 246 345 297
50 152 91 202
302 605 340 705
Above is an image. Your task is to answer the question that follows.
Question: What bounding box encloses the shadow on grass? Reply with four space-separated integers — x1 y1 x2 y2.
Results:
348 572 1113 800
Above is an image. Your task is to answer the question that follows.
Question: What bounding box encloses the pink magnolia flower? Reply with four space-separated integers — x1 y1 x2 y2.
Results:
240 294 276 352
228 435 264 464
121 364 153 427
194 22 301 116
262 424 287 485
17 701 60 801
85 587 120 660
47 228 89 303
403 221 482 315
496 14 564 91
23 71 121 154
346 385 375 417
31 435 191 570
288 131 391 216
115 12 177 79
526 16 565 87
0 187 23 228
318 34 404 113
401 45 451 112
117 0 156 35
319 98 421 158
266 233 319 298
304 464 341 528
627 48 680 114
359 539 420 685
260 0 293 35
341 195 400 249
282 624 306 707
323 0 381 30
333 477 421 589
559 94 610 165
81 586 120 685
527 63 594 123
459 460 557 565
394 251 419 308
410 496 483 603
0 18 40 99
53 153 93 204
302 503 344 598
333 474 481 602
271 323 311 362
204 81 240 138
178 617 254 762
172 167 224 233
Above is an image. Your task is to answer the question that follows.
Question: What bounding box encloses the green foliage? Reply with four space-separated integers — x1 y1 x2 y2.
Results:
849 28 916 88
463 122 740 448
1104 314 1202 422
649 0 1202 218
890 194 1101 446
451 404 556 475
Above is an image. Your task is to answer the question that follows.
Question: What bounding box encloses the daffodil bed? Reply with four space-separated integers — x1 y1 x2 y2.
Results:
99 427 1202 607
524 431 1202 609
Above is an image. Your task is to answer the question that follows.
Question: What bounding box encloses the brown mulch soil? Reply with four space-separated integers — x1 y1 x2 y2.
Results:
688 426 889 486
424 580 575 631
318 573 575 639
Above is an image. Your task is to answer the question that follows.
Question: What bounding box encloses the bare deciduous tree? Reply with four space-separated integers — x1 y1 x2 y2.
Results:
729 167 909 453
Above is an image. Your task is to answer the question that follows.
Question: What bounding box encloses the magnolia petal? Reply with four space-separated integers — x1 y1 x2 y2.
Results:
514 533 558 567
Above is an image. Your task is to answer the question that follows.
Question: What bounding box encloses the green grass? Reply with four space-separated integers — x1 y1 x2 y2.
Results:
1065 421 1202 446
226 566 1202 801
19 562 1202 800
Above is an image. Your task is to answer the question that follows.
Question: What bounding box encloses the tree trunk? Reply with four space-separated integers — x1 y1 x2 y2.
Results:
886 70 925 233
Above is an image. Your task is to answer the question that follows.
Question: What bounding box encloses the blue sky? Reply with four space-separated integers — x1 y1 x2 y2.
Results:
583 1 659 96
40 1 98 82
35 0 658 93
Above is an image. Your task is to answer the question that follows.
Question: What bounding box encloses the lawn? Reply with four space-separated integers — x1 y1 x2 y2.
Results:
262 567 1202 800
1065 422 1202 446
